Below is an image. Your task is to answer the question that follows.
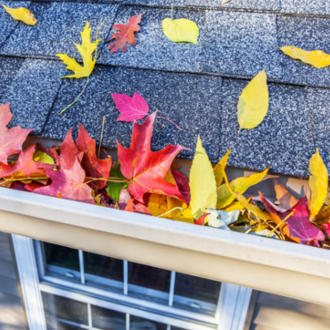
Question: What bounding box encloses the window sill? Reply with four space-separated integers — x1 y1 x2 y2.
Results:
0 187 329 306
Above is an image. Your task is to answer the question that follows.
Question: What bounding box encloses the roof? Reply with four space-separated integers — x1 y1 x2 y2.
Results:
0 0 329 178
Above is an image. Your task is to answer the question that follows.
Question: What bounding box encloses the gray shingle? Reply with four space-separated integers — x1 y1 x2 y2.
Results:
0 59 64 134
98 6 205 73
123 0 185 6
0 56 25 95
0 2 119 59
281 0 329 16
307 88 330 172
0 1 31 48
219 79 315 177
42 66 222 161
277 16 330 87
202 11 282 80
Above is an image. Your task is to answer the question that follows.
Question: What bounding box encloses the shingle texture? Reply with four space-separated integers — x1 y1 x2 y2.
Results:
0 0 329 178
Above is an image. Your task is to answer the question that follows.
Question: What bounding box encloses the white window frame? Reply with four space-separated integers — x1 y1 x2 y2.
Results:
12 234 252 330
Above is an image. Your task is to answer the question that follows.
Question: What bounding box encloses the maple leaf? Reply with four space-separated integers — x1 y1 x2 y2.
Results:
57 21 101 79
35 158 95 205
0 103 32 165
172 170 191 205
111 92 149 122
60 128 83 170
125 199 151 215
107 13 144 54
2 4 37 25
76 124 112 190
117 112 185 202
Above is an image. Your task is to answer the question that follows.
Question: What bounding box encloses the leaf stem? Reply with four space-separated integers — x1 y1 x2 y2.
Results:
59 77 90 115
156 116 181 130
98 115 106 158
171 3 174 20
158 206 183 218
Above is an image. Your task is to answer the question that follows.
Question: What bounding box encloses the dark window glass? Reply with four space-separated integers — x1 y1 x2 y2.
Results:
92 305 126 330
84 252 123 282
174 273 221 305
128 262 170 293
53 295 88 325
171 327 187 330
130 315 167 330
57 322 81 330
44 242 80 271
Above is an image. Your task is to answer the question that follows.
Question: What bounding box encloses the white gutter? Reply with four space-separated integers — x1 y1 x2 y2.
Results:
0 187 329 306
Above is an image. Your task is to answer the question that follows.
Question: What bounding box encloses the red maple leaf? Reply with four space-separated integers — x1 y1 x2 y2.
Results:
118 112 186 202
0 103 32 165
107 13 144 54
35 157 95 205
111 92 149 122
172 170 191 205
76 124 112 190
60 128 83 170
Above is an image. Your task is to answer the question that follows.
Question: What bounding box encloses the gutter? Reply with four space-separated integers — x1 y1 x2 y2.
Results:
0 187 329 306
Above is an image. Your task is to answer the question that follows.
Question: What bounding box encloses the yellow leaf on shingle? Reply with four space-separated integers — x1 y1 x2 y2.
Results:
281 46 330 68
162 18 199 44
2 4 37 25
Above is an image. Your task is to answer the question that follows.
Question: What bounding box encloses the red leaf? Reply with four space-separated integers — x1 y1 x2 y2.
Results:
124 199 151 215
76 124 112 190
107 13 144 54
60 128 83 170
172 170 191 204
111 92 149 122
195 213 210 226
323 223 330 237
118 112 185 202
0 103 32 164
35 158 95 205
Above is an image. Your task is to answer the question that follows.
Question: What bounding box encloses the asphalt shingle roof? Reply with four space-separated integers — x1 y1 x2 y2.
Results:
0 0 329 177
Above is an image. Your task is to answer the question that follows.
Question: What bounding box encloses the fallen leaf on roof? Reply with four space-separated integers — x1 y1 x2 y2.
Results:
237 70 269 133
162 18 199 44
280 46 330 68
222 0 231 4
214 149 231 188
2 4 37 25
308 148 328 221
314 206 330 225
107 13 144 54
189 136 217 220
0 103 32 165
111 92 149 122
274 179 299 211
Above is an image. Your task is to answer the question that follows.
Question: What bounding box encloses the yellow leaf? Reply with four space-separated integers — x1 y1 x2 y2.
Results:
148 194 169 217
217 167 269 209
162 18 199 44
237 70 269 132
164 169 177 185
2 4 37 25
281 46 330 69
308 148 329 221
213 149 231 188
223 196 252 212
57 21 101 79
33 151 54 165
189 136 217 219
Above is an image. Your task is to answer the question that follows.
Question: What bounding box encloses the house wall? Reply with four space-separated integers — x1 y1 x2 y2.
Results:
248 291 330 330
0 231 28 330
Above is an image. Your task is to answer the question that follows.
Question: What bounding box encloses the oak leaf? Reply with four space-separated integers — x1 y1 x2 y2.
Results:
162 18 199 44
2 4 37 25
117 112 185 202
0 103 32 165
107 13 144 54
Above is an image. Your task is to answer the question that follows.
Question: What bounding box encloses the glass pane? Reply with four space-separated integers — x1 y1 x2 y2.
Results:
130 315 167 330
44 242 80 271
128 262 170 293
171 327 187 330
57 322 81 330
92 305 126 330
174 273 221 305
84 252 123 282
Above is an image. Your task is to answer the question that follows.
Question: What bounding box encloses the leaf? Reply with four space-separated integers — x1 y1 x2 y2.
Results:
76 124 112 190
189 136 217 220
308 148 329 221
172 170 191 205
0 103 32 165
107 13 144 54
195 213 210 226
111 92 149 122
2 4 37 25
217 167 269 209
314 206 330 225
280 46 330 68
162 18 199 44
57 21 101 78
33 151 55 165
105 161 127 202
207 209 240 230
223 196 252 212
35 158 95 205
214 149 231 188
274 179 299 211
118 112 185 202
222 0 231 4
237 70 269 132
125 199 151 215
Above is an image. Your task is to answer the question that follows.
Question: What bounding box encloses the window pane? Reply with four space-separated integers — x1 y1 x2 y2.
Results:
174 273 221 305
171 327 187 330
57 322 81 330
44 242 80 271
128 262 170 293
84 252 123 282
92 305 126 330
131 315 167 330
